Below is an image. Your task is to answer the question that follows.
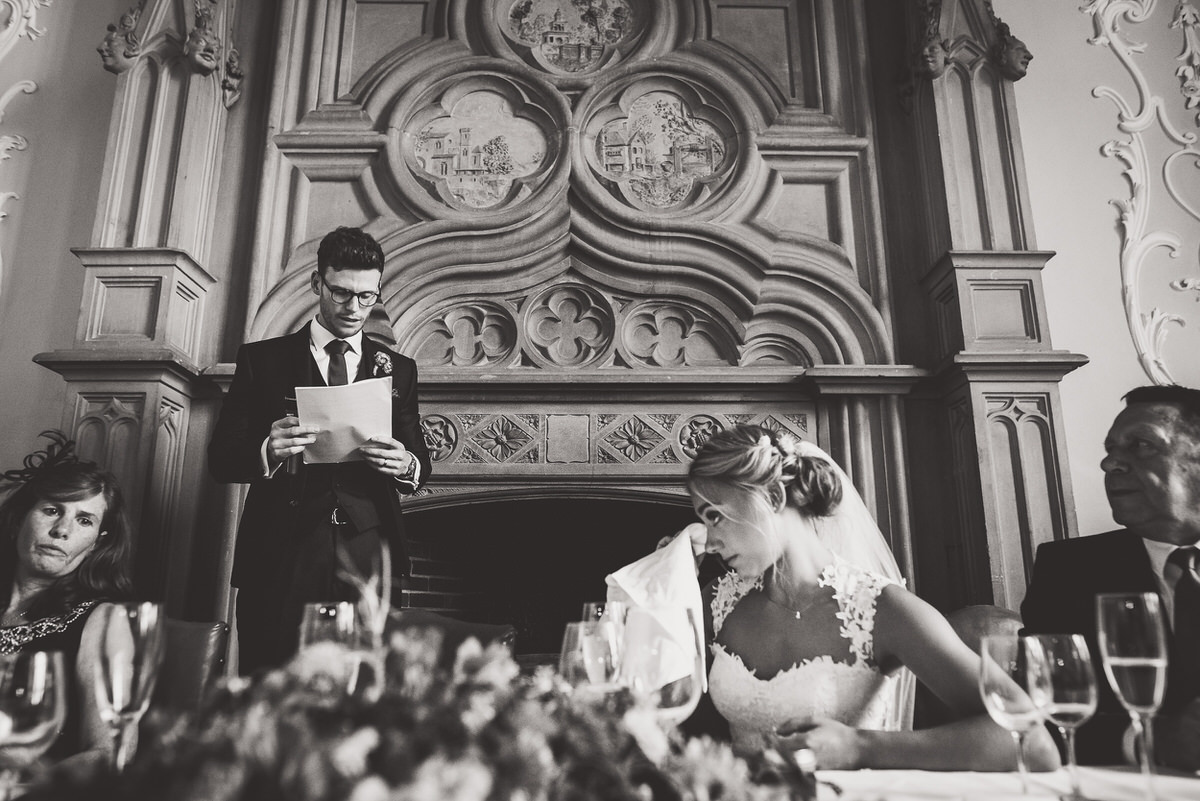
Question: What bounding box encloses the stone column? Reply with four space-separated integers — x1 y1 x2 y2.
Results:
35 0 237 609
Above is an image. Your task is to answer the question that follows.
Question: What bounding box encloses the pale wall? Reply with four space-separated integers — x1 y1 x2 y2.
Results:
0 1 121 469
997 0 1200 536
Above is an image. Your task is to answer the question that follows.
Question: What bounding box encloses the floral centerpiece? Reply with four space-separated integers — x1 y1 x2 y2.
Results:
25 626 802 801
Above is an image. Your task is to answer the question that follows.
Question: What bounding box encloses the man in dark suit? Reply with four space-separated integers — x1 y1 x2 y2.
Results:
1022 384 1200 769
209 226 431 674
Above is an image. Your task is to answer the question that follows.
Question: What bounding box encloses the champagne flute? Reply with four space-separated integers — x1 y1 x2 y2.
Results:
0 651 66 801
979 634 1043 794
1097 593 1167 801
581 601 628 626
93 601 166 773
1024 634 1098 800
558 622 590 689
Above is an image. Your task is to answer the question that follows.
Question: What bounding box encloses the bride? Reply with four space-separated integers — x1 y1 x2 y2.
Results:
685 424 1059 771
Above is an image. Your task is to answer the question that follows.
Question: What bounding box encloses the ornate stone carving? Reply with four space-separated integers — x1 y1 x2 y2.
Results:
1084 0 1200 384
411 302 517 367
985 1 1032 80
585 82 736 211
500 0 645 76
402 80 560 211
913 0 949 80
621 301 737 367
222 46 243 108
97 3 142 75
183 0 221 75
473 416 534 461
603 416 663 461
421 415 458 462
524 284 614 368
679 415 722 459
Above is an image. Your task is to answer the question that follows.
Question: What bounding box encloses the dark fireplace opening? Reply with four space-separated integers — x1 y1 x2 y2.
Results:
402 497 704 657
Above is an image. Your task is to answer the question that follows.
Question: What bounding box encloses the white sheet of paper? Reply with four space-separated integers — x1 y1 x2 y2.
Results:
295 376 392 464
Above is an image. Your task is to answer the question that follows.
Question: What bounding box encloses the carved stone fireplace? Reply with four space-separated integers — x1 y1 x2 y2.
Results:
41 1 1084 625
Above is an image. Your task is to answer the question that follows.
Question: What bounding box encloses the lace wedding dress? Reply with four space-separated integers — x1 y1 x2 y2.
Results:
707 554 904 753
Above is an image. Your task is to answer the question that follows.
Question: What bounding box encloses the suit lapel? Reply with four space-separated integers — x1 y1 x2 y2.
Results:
291 322 324 387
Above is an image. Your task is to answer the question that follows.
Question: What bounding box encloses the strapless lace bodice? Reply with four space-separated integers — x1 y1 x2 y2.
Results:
708 556 900 753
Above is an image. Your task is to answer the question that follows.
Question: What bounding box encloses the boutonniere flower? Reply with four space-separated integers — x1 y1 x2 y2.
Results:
372 352 393 376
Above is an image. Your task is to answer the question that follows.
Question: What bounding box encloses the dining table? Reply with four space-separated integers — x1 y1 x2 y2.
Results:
815 765 1200 801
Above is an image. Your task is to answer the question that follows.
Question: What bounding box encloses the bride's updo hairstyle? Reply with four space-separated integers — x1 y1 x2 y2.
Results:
688 424 842 517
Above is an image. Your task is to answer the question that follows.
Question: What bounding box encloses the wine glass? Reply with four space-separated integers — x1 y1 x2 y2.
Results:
558 622 590 689
93 601 166 773
979 634 1044 794
581 601 628 626
0 650 66 801
299 601 362 651
1024 634 1098 800
621 606 705 727
1097 592 1167 801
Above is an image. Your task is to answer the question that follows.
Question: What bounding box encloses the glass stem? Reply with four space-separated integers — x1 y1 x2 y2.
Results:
111 718 135 773
1134 713 1157 801
1061 726 1082 799
1013 730 1030 795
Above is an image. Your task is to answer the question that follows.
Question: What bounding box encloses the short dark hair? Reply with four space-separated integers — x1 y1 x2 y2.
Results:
316 226 384 276
1123 385 1200 439
0 461 134 618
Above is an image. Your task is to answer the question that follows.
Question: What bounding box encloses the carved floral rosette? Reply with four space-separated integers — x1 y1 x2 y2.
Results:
391 71 567 216
578 75 743 214
406 276 748 370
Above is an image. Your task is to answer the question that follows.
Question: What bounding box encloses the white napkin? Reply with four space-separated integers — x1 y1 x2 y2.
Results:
605 525 707 691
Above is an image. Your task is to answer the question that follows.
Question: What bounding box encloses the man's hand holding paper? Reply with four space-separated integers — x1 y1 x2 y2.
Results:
295 376 393 464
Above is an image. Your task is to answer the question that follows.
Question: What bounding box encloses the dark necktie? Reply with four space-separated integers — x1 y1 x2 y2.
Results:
326 339 350 386
1168 546 1200 699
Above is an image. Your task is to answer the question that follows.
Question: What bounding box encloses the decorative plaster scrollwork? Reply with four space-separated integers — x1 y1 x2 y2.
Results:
1173 2 1200 123
0 0 51 63
1083 0 1200 384
222 46 243 108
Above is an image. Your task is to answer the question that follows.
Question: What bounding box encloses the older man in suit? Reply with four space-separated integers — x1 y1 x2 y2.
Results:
1022 384 1200 769
209 226 431 674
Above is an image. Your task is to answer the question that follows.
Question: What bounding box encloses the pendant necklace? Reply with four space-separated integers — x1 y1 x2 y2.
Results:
763 580 826 621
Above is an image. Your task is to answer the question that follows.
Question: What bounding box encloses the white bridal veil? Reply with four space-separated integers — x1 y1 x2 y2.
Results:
797 440 916 730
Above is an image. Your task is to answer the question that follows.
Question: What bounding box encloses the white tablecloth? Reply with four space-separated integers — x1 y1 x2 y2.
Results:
816 766 1200 801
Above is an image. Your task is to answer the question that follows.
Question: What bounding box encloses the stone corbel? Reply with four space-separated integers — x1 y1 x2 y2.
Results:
183 0 222 76
97 2 143 75
912 0 949 80
984 0 1032 80
222 45 243 108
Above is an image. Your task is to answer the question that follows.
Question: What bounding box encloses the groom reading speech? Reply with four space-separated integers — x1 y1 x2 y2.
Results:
208 226 431 674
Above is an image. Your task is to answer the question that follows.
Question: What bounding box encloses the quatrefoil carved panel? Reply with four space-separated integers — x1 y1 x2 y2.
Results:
524 284 614 368
621 302 737 367
496 0 649 77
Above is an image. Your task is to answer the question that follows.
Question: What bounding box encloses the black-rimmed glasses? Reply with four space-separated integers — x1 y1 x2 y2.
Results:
320 274 380 307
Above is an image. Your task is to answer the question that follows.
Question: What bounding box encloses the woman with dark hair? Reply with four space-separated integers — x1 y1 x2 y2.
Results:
685 424 1059 771
0 455 135 761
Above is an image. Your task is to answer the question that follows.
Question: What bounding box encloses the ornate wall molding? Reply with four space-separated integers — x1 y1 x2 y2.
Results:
0 0 50 292
1083 0 1200 385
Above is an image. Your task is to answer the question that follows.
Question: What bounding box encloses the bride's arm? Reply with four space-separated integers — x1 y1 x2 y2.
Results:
865 586 1058 771
777 586 1060 772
